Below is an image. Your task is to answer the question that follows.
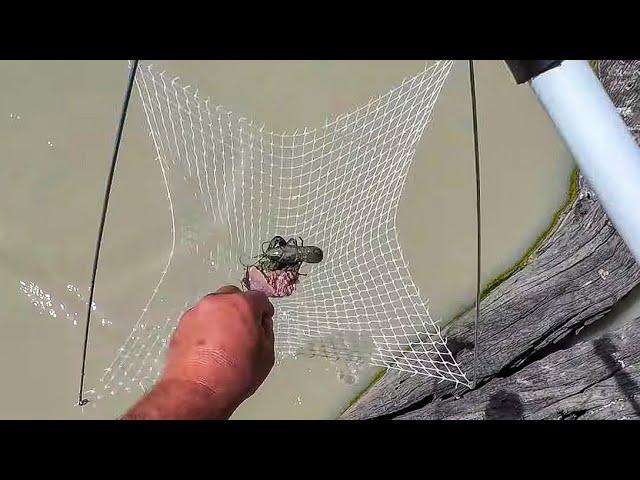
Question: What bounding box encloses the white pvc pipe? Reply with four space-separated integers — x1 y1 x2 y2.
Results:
530 60 640 264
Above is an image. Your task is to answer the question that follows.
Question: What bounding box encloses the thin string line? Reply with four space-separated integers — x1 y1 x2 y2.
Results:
468 59 482 389
78 60 139 406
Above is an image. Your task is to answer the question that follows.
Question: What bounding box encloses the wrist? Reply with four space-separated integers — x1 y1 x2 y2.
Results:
121 377 235 420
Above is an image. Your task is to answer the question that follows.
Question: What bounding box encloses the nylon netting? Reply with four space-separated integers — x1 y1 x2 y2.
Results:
92 60 470 399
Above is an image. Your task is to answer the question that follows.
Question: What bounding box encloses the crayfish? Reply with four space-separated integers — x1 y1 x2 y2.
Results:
241 236 323 297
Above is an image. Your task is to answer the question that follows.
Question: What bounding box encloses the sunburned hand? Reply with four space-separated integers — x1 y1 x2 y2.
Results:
122 285 275 420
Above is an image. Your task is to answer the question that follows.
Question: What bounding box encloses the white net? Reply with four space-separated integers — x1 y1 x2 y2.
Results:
95 60 470 398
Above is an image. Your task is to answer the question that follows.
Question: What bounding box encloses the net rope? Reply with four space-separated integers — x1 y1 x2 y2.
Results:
91 60 470 398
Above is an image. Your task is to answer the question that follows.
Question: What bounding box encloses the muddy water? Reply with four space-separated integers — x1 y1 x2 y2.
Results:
0 60 575 419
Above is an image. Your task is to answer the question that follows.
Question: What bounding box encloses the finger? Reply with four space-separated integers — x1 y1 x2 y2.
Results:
214 285 242 295
243 289 275 319
262 312 274 344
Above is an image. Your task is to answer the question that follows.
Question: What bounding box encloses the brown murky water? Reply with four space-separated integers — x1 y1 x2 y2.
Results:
1 60 576 419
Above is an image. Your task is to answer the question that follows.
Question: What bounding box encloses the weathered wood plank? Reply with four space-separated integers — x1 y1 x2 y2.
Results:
396 314 640 420
342 60 640 420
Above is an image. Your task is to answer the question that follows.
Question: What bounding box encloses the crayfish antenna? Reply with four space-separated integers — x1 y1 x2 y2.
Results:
238 254 256 268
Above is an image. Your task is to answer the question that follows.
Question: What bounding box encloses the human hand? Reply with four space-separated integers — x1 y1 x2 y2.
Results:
123 285 274 419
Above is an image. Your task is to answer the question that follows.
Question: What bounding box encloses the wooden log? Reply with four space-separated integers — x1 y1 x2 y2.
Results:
341 60 640 420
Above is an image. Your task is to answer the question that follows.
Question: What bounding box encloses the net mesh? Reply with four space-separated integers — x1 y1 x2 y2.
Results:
94 60 470 398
